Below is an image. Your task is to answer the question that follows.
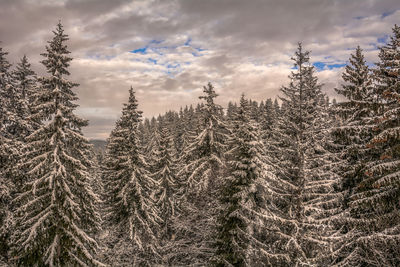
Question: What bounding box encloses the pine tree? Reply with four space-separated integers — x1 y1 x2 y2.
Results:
173 83 228 265
330 46 380 265
0 46 12 134
213 94 270 266
0 135 15 264
226 101 238 122
179 105 197 154
11 55 39 137
151 118 180 264
11 23 103 266
102 87 160 266
1 53 40 264
344 24 400 266
263 43 335 265
145 116 162 174
0 46 14 263
10 55 41 191
249 99 261 122
260 98 277 142
179 82 228 192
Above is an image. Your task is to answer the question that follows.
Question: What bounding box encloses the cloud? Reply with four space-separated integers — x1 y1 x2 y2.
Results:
0 0 399 139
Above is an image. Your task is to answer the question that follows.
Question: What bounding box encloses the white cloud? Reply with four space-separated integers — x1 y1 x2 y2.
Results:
0 0 399 139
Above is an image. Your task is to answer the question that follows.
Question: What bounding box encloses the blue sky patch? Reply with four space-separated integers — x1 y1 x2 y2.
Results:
313 62 325 70
131 47 147 54
328 63 346 69
313 61 346 70
130 39 164 54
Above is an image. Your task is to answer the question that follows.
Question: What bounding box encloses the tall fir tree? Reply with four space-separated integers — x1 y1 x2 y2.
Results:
11 55 39 138
11 23 103 266
10 55 41 191
330 46 381 265
263 43 335 265
102 87 161 266
0 46 12 136
344 24 400 266
260 98 277 143
213 94 271 266
178 83 228 192
150 118 180 264
178 105 197 155
0 136 14 264
173 83 228 265
0 46 14 263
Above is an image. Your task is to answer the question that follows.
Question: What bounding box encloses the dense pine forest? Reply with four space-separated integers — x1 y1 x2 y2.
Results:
0 22 399 266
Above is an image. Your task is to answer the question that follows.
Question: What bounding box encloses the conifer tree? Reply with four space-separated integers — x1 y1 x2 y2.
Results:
10 55 40 191
150 119 180 264
213 94 270 266
0 46 12 136
179 82 228 192
179 105 197 153
0 46 14 263
330 46 380 265
260 98 277 142
11 23 103 266
153 120 178 238
145 117 162 174
226 101 238 122
0 135 14 264
249 99 260 122
11 55 39 137
263 43 335 265
344 24 400 266
102 87 160 266
173 83 228 265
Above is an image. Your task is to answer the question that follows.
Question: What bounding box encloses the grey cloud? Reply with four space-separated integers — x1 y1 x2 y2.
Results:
64 0 132 18
1 0 399 139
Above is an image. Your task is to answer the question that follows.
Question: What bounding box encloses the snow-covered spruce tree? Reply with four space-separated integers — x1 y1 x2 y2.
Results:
0 135 15 264
226 101 238 122
11 23 103 266
179 82 228 193
150 119 180 264
263 43 336 265
9 55 41 191
171 83 228 265
329 46 380 265
163 110 181 154
0 46 12 136
343 24 400 266
11 55 39 137
1 54 41 264
260 98 277 143
213 94 270 266
102 87 160 266
249 99 261 123
145 116 162 174
0 46 20 264
178 105 197 155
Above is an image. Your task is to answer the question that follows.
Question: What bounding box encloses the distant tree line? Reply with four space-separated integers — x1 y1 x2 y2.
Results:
0 22 399 266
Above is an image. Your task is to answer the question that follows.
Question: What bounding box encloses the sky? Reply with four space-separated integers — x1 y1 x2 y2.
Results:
0 0 399 140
